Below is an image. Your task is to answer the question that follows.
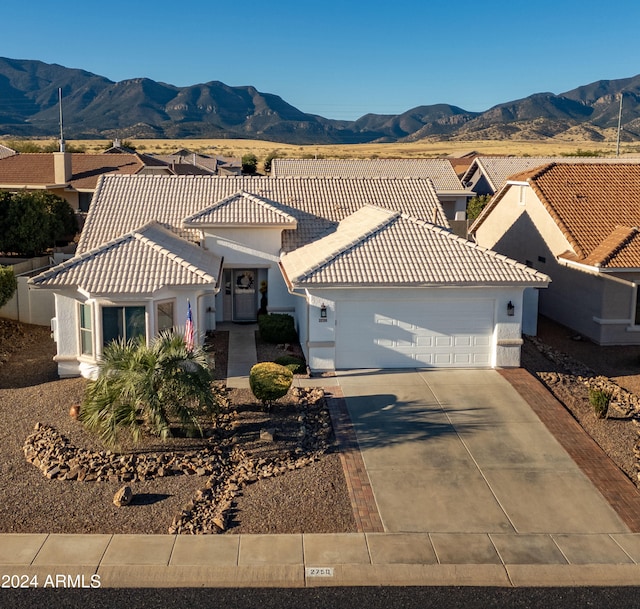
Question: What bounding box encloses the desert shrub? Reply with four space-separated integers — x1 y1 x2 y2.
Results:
258 313 298 344
249 362 293 408
0 266 17 308
274 355 306 375
81 331 222 447
589 387 612 419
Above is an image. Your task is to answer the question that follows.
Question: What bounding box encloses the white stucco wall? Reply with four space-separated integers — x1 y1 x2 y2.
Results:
47 287 217 378
297 286 530 370
203 228 285 260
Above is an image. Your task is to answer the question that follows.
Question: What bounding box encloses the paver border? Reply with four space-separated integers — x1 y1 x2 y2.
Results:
325 388 384 533
500 368 640 532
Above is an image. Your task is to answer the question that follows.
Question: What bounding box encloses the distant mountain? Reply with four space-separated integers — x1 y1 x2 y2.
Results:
0 57 639 144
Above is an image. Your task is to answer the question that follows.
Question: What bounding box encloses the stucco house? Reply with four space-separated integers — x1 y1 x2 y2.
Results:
29 174 548 378
461 156 638 197
0 149 199 213
470 163 640 345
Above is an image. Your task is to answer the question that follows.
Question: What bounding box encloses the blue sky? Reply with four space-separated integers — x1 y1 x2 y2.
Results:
3 0 639 121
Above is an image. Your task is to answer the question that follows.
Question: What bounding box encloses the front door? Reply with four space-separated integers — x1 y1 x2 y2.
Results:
233 270 257 321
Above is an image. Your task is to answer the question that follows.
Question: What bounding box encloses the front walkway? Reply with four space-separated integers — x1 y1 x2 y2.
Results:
220 322 258 388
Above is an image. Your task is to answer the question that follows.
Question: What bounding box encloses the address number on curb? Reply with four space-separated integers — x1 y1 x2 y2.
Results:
305 567 334 577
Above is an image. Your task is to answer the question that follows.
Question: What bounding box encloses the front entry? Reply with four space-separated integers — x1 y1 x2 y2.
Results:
232 269 257 322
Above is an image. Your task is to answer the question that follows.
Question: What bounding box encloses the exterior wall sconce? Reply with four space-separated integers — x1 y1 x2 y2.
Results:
320 304 327 319
507 301 515 316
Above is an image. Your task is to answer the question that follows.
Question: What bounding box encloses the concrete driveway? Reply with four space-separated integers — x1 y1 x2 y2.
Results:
337 369 629 535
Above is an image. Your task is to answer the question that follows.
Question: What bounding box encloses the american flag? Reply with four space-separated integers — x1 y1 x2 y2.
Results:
184 301 194 351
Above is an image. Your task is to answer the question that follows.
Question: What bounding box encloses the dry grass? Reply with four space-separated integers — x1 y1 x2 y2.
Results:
5 137 640 164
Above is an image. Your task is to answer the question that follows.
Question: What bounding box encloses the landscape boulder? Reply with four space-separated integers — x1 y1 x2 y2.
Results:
113 485 133 507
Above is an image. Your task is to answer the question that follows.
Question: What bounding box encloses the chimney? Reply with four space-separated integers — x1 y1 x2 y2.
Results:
54 150 72 185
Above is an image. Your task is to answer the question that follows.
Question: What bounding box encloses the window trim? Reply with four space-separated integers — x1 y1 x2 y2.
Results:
79 302 93 356
100 304 147 347
156 299 176 334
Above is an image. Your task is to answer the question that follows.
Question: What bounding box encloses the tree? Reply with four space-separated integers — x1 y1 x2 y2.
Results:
242 153 258 174
0 190 77 256
80 331 223 448
466 194 492 222
263 151 279 173
0 266 17 309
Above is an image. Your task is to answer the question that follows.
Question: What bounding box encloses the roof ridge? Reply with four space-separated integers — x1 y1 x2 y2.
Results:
405 214 550 281
31 220 218 288
526 164 586 259
238 190 298 221
183 189 297 225
584 225 639 267
131 225 215 281
290 206 399 283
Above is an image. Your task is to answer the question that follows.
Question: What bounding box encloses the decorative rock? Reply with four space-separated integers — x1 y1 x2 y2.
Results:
113 485 133 507
260 428 276 442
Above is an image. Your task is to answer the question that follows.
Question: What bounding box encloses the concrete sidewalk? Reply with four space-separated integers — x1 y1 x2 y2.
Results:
2 531 640 587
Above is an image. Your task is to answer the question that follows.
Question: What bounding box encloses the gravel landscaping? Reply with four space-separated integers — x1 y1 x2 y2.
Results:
0 320 355 535
1 315 639 535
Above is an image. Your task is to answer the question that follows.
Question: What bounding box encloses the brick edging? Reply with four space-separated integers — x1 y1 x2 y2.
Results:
500 368 640 532
325 388 384 533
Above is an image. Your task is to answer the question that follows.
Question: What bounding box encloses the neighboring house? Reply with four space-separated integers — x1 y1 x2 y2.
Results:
0 151 173 212
0 144 17 159
155 150 242 176
461 156 639 197
30 174 548 378
270 158 471 223
470 162 640 345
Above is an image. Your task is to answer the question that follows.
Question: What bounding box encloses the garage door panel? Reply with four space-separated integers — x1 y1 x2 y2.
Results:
336 300 495 369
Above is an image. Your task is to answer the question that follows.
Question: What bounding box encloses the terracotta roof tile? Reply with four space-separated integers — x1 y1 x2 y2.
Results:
461 156 640 193
0 153 145 190
473 163 640 269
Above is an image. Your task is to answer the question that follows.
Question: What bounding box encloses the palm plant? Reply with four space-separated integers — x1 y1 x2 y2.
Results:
80 331 221 448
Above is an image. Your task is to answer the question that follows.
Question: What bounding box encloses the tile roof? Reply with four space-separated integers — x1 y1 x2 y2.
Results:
461 156 640 193
270 158 466 192
472 163 640 269
183 191 298 227
0 153 146 190
281 205 549 287
78 175 447 254
0 144 16 160
30 222 222 295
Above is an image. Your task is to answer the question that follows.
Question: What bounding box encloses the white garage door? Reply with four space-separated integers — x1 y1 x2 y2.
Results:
335 300 494 368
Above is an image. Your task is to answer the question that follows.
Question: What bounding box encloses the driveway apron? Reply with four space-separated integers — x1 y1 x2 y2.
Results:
337 369 629 535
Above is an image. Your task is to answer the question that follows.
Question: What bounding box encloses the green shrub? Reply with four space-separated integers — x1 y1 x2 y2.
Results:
258 313 298 344
274 355 306 375
589 387 612 419
466 194 492 221
0 266 17 308
249 362 293 408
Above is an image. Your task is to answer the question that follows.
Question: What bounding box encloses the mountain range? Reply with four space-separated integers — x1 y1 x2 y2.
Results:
1 57 639 144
